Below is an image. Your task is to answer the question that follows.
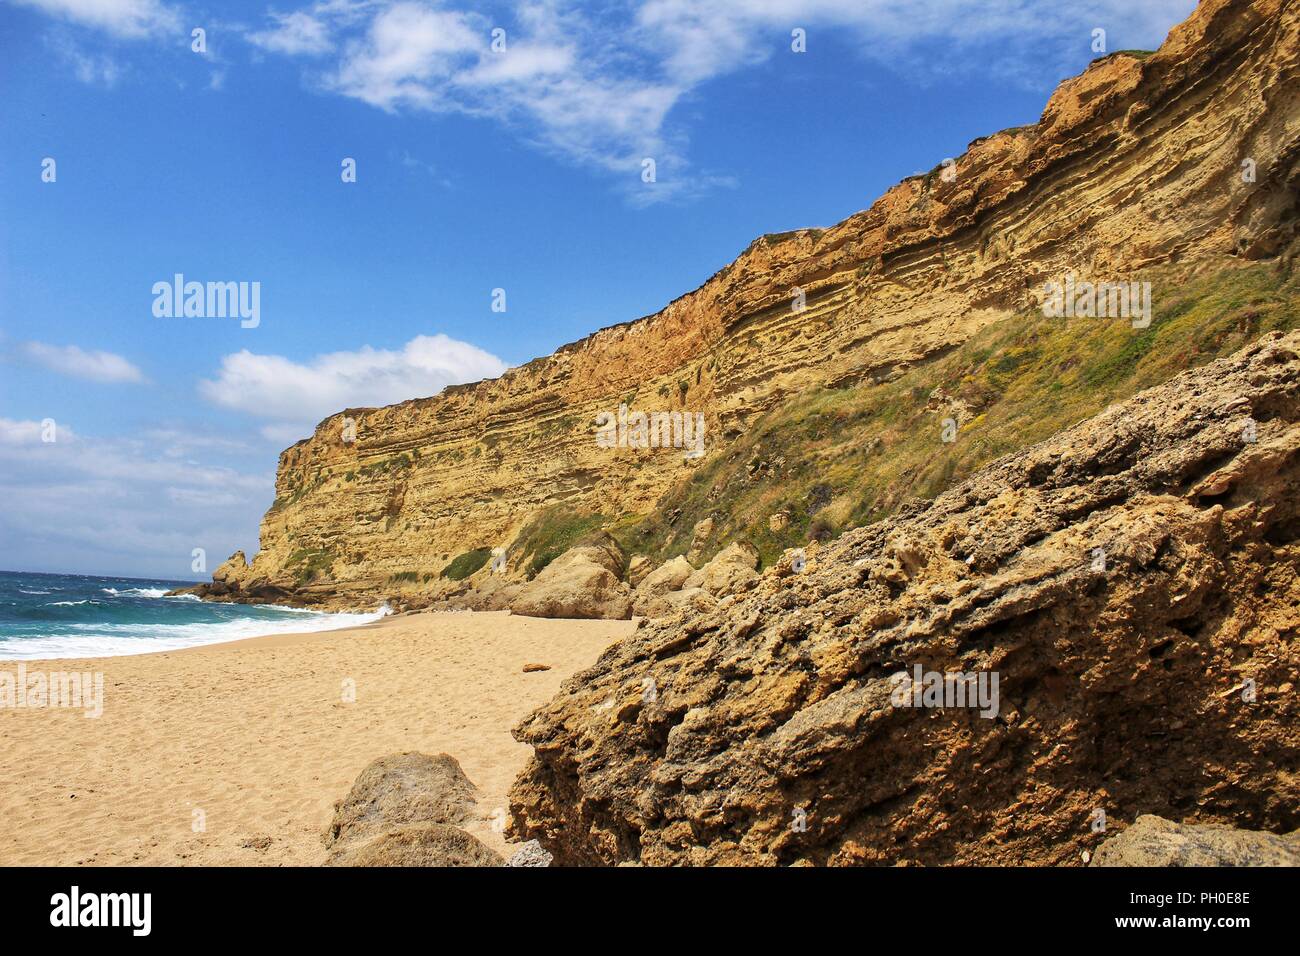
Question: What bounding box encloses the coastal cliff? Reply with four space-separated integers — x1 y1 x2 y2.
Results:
192 0 1299 611
508 329 1300 865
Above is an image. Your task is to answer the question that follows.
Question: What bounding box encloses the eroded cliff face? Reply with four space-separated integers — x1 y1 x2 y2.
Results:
207 0 1299 608
507 330 1300 866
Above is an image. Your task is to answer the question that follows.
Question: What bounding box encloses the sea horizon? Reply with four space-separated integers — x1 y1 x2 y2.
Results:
0 569 387 660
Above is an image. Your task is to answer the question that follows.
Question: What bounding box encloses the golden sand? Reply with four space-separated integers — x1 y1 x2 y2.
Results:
0 610 632 865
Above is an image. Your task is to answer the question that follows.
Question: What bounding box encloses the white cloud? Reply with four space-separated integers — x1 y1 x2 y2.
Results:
327 1 483 110
0 417 73 444
14 0 1198 200
0 418 272 578
20 341 145 383
10 0 181 38
45 30 124 85
198 333 508 438
247 9 337 56
232 0 1194 202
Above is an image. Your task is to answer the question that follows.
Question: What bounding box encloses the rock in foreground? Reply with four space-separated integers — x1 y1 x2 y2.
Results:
327 823 503 867
326 752 501 866
1091 815 1300 866
508 332 1300 866
505 839 554 867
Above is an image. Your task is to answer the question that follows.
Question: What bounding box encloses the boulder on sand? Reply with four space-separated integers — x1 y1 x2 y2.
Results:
326 752 478 846
325 752 501 867
1090 815 1300 867
510 534 633 620
328 823 503 867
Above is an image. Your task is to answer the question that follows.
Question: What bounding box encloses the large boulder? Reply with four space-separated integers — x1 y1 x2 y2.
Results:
683 542 759 597
567 531 627 577
325 752 501 867
508 333 1300 866
327 824 503 867
510 541 633 620
1091 815 1300 867
326 752 478 847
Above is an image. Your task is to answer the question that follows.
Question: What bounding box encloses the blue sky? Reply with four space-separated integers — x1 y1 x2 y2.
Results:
0 0 1197 579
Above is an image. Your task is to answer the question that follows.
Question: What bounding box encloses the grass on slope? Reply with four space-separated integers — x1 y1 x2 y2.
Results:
510 507 609 579
606 259 1299 569
440 548 493 581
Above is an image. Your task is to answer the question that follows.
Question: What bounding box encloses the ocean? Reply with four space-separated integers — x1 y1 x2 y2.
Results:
0 570 388 660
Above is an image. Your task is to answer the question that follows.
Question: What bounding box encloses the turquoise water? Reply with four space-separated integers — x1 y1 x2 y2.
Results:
0 570 388 659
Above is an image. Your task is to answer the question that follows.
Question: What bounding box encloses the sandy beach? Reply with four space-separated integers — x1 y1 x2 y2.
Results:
0 611 633 866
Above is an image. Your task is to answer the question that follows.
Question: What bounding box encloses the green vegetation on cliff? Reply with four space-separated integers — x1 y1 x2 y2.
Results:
609 260 1299 569
510 508 608 578
440 548 493 581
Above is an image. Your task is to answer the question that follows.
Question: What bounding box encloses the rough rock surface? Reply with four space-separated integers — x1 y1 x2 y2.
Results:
326 752 478 849
505 839 554 867
1091 814 1300 866
637 557 695 598
683 542 760 597
636 587 721 622
508 332 1300 866
187 0 1300 612
327 823 503 867
632 556 698 617
627 556 654 590
510 540 634 620
686 518 716 566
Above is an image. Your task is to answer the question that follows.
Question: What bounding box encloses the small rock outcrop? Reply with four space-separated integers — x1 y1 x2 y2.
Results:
637 557 694 597
508 332 1300 866
627 556 654 589
683 542 760 597
325 752 501 866
1091 815 1300 867
686 518 715 565
211 550 251 588
505 839 554 867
